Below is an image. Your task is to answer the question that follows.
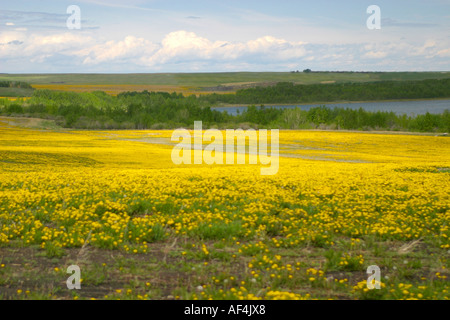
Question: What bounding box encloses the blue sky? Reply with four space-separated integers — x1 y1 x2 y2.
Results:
1 0 449 72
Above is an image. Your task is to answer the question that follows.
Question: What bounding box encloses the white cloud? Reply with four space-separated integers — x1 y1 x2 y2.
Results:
361 40 449 61
143 31 216 65
364 51 388 59
24 33 94 57
76 36 158 64
436 48 450 57
0 31 94 63
139 31 308 67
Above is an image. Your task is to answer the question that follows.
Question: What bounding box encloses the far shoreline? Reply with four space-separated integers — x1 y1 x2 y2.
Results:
211 97 450 108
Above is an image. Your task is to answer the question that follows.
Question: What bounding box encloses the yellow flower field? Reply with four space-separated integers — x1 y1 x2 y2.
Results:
30 84 232 96
0 117 449 300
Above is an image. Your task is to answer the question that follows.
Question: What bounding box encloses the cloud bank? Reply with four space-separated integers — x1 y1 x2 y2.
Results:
1 29 449 72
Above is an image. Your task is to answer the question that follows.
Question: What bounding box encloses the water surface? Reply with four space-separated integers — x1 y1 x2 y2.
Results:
211 99 450 116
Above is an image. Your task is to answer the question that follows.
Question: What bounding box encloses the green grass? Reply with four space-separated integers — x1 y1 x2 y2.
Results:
1 233 448 300
0 87 34 97
0 72 449 87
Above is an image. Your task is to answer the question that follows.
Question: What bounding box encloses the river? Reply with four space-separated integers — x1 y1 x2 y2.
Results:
211 99 450 116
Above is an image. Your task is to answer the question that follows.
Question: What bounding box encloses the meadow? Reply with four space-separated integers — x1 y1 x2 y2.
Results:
1 72 450 95
0 117 448 300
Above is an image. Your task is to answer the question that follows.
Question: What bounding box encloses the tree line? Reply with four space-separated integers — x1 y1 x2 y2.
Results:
0 81 33 89
199 79 450 105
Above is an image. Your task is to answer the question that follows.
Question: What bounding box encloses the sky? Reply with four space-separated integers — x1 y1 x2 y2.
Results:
0 0 449 73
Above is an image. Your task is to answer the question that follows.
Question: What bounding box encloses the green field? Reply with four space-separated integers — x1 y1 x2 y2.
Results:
1 72 449 88
0 87 35 98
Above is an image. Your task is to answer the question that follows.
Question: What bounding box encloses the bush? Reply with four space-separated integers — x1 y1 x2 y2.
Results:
6 104 24 114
